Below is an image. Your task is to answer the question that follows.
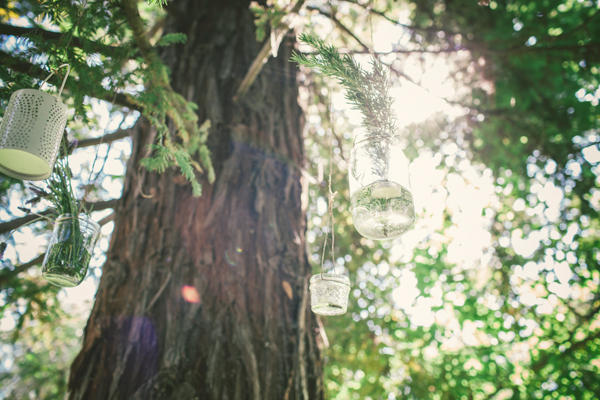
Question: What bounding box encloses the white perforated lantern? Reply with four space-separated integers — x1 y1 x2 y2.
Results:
0 88 68 181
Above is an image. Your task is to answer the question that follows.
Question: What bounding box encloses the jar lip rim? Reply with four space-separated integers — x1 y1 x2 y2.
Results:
310 273 351 286
56 213 100 229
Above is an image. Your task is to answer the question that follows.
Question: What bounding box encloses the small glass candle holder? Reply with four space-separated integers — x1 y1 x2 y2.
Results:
42 214 100 287
309 273 351 316
349 133 415 240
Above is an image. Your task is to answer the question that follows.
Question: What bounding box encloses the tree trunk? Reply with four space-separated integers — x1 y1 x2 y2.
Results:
68 1 323 399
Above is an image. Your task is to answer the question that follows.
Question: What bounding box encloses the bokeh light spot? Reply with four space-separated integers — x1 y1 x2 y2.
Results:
181 286 200 303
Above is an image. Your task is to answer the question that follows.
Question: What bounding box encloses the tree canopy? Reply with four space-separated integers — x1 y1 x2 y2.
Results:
0 0 599 399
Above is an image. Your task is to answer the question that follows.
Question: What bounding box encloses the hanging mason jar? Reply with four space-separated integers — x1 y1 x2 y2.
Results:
349 133 415 240
0 65 70 181
42 214 100 287
309 273 351 316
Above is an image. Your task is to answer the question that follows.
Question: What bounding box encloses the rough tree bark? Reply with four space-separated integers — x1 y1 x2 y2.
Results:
67 0 323 399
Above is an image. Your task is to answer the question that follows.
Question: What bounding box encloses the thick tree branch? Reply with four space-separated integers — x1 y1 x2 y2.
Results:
306 6 369 52
339 0 440 33
0 199 118 236
121 0 156 64
235 0 308 99
77 129 132 149
558 10 600 39
0 51 138 110
0 23 126 57
235 40 274 100
0 254 44 287
146 17 166 45
0 51 53 81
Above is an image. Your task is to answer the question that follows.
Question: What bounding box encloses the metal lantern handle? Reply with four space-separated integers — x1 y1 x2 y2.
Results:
40 64 71 102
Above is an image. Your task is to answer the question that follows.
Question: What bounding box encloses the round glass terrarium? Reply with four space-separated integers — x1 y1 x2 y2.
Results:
309 273 351 316
42 214 100 287
349 133 415 240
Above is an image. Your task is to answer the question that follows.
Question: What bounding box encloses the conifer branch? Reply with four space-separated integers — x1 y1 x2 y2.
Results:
121 0 156 64
291 34 397 135
0 23 127 57
120 0 215 193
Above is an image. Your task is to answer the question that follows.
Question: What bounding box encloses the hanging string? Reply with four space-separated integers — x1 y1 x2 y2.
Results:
77 0 136 211
77 87 122 215
319 1 339 280
327 128 337 271
368 3 376 56
318 102 338 280
40 64 71 102
319 214 329 279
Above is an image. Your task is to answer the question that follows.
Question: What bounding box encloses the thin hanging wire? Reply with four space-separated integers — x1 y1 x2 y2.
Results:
36 1 116 216
319 118 338 279
368 4 376 56
319 1 339 280
40 64 71 101
77 89 121 215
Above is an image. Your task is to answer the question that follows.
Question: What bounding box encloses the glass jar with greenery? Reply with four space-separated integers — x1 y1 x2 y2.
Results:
293 34 415 240
38 146 99 287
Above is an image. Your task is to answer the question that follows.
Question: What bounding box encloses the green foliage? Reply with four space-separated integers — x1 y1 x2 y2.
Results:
297 0 600 399
0 277 85 399
139 117 214 195
132 55 214 194
0 0 213 393
250 1 288 42
0 0 213 197
44 151 80 217
156 32 187 47
1 0 599 398
292 33 397 136
146 0 169 6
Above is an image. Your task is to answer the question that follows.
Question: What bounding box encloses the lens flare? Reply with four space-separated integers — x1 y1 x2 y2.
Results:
181 285 200 303
225 247 243 266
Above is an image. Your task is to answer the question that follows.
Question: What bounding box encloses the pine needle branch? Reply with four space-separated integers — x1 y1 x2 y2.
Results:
122 0 214 195
291 33 397 136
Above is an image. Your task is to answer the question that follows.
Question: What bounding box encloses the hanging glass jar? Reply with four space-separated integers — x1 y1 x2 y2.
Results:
42 214 100 287
0 65 70 181
309 273 351 316
349 133 415 240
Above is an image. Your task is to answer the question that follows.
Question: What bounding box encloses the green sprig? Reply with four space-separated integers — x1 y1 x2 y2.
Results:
291 33 397 136
29 140 82 218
